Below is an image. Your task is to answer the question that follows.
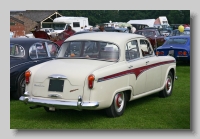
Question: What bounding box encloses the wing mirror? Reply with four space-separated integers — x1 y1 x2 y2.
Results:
155 35 157 38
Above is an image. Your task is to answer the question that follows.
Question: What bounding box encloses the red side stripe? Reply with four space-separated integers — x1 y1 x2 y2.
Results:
97 60 175 82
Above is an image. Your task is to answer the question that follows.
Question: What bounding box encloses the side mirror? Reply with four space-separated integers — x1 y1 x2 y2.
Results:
155 35 157 38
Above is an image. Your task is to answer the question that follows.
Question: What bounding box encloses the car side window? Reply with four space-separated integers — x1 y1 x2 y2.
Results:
47 43 58 57
29 43 48 59
139 39 154 57
126 40 140 61
10 44 25 57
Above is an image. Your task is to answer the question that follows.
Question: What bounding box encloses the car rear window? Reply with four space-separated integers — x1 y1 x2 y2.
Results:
165 38 188 45
58 41 119 62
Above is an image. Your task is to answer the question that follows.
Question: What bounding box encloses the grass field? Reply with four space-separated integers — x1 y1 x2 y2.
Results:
10 62 190 129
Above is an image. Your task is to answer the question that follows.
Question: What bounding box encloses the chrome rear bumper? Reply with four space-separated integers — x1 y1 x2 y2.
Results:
19 95 99 110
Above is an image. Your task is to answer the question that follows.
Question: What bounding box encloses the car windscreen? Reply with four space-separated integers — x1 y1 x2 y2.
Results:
57 41 119 62
164 38 188 45
10 44 25 57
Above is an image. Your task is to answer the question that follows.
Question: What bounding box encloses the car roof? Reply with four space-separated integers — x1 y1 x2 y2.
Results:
173 28 190 31
65 32 145 45
137 29 156 31
167 35 190 39
10 38 52 46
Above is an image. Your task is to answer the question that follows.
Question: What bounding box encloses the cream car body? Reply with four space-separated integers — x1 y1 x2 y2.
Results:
20 32 177 117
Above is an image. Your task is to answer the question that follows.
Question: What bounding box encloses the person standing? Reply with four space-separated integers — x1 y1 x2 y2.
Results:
84 25 88 31
10 29 14 38
80 27 84 31
99 25 106 32
62 25 76 39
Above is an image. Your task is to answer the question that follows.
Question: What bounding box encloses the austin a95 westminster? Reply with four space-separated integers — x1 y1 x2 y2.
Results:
19 32 177 117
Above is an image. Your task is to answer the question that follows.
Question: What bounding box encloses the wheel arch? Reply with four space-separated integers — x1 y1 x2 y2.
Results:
108 86 133 107
161 66 176 90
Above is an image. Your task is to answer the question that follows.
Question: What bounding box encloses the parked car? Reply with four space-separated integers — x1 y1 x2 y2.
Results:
156 35 190 62
135 29 165 49
10 38 60 99
19 32 177 117
164 28 190 41
93 27 129 33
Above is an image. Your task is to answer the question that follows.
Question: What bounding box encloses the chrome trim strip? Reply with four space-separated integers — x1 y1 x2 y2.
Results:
10 61 33 69
19 96 99 109
177 56 188 57
48 74 67 79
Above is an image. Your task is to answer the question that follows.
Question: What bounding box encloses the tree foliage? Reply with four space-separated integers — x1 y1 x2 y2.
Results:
57 10 190 26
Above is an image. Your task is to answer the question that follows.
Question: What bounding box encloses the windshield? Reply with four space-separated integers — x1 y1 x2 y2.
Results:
164 38 188 45
57 41 119 62
10 44 25 57
52 23 66 30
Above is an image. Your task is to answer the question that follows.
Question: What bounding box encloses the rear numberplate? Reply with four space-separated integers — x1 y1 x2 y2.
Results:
168 50 174 57
48 79 64 92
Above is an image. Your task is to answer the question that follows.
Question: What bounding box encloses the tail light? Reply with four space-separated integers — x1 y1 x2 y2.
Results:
88 74 95 89
183 51 187 56
159 51 164 55
178 51 183 55
25 70 31 84
156 51 164 56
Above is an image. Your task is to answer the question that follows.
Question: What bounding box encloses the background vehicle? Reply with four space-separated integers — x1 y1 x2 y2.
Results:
93 27 129 33
135 29 165 49
10 38 60 99
52 16 93 33
156 36 190 62
165 28 190 40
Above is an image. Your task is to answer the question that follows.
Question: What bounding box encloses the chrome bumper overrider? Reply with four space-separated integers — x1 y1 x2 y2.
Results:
19 94 99 110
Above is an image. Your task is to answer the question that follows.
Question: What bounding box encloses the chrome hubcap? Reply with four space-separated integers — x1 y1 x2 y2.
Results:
114 92 124 112
165 76 172 94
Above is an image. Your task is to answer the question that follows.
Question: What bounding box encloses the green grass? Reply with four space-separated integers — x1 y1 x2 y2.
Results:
10 62 190 129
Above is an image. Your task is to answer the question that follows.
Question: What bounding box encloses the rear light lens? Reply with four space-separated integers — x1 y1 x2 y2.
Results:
156 51 164 55
25 70 31 84
183 51 187 56
178 51 183 55
88 74 95 89
159 51 164 55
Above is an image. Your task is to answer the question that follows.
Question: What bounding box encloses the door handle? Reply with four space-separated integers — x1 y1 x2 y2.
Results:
146 61 149 64
33 61 38 63
128 65 133 68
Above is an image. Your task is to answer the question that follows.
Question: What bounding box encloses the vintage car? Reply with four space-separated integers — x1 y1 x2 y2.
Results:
19 32 177 117
93 27 129 33
134 29 165 49
10 38 60 99
164 28 190 41
156 36 190 62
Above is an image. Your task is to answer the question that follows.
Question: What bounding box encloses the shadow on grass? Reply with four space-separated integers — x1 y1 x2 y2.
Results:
176 61 190 67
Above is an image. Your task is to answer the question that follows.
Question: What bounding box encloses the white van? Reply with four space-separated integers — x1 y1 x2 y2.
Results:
52 16 93 33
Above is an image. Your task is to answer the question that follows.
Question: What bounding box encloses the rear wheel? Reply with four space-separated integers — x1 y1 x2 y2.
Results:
159 71 174 98
13 74 26 100
105 92 127 117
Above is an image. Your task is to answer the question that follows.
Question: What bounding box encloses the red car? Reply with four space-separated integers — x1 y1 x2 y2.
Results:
135 29 165 49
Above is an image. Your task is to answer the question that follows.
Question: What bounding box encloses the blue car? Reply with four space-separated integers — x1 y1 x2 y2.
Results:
156 36 190 62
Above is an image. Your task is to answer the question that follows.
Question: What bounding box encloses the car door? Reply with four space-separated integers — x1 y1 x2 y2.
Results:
139 39 162 92
125 39 146 95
